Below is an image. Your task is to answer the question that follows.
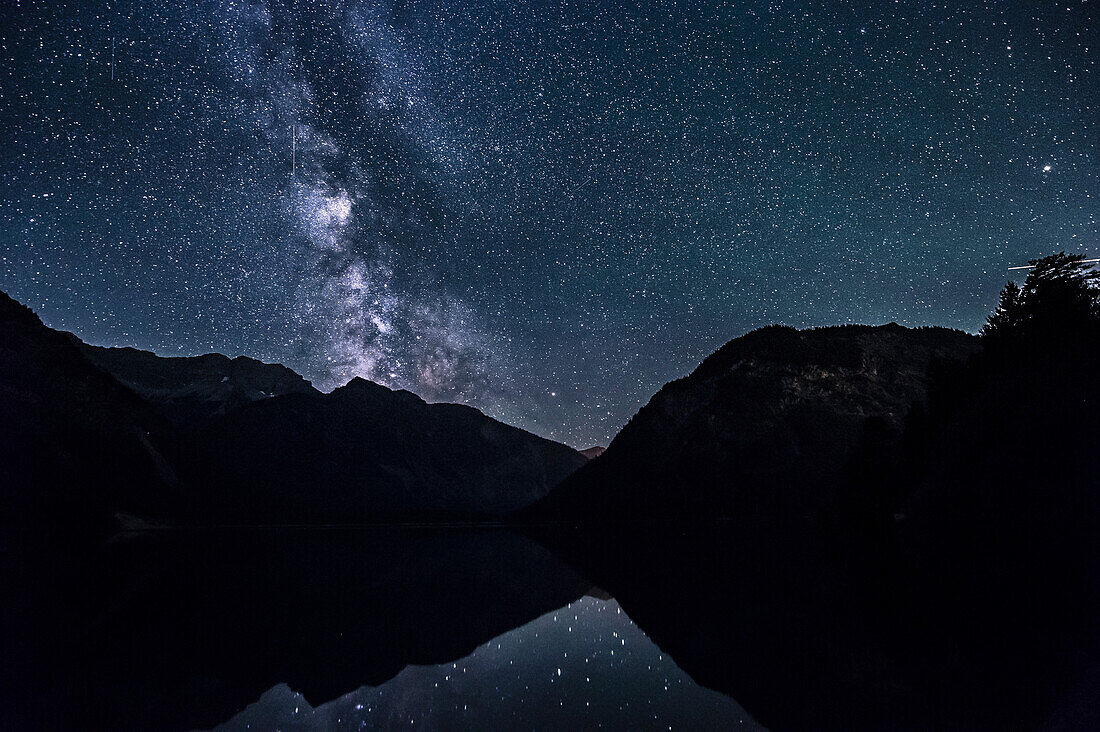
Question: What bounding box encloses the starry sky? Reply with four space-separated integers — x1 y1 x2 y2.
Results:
1 1 1096 448
214 596 761 730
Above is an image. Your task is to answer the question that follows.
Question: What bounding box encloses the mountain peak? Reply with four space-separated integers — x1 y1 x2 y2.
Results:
333 376 427 407
689 322 974 383
71 339 316 427
1 289 588 523
537 322 979 520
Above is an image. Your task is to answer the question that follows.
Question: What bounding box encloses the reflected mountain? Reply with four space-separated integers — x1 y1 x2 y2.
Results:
6 516 1094 731
1 528 595 730
531 519 1100 731
211 596 762 731
531 521 923 730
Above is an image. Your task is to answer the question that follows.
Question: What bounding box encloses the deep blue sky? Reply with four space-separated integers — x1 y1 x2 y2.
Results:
2 0 1096 447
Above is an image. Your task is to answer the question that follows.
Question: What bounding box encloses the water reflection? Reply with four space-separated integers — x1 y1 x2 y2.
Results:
4 516 1088 730
213 596 761 731
1 527 758 731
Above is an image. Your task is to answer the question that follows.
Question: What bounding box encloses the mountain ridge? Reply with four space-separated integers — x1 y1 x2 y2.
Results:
0 290 586 526
534 321 979 520
73 339 319 426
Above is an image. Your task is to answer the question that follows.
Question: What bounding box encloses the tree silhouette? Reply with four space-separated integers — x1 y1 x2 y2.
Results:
981 280 1022 338
982 251 1100 343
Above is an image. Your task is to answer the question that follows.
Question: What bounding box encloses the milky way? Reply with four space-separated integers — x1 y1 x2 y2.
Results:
1 1 1096 447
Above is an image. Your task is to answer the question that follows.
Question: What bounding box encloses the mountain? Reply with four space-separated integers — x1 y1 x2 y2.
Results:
74 342 318 426
0 292 175 528
535 323 978 520
527 258 1100 728
0 291 586 525
166 377 588 521
579 446 605 460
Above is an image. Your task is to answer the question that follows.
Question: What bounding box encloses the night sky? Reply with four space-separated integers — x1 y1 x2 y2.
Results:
1 1 1096 448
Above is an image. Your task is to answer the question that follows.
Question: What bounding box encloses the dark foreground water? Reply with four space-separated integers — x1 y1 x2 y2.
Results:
2 521 1096 730
0 526 761 731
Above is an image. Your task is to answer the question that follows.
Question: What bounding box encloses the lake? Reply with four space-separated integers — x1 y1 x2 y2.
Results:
2 518 1078 729
0 526 762 731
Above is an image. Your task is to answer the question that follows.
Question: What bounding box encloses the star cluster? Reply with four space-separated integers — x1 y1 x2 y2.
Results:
1 0 1096 447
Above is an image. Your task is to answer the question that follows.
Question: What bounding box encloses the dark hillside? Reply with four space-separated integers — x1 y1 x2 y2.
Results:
537 323 977 520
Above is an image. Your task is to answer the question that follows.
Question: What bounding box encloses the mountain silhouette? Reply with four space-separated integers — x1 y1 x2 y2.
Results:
534 322 978 520
74 341 318 426
166 376 588 521
0 291 586 526
0 292 173 530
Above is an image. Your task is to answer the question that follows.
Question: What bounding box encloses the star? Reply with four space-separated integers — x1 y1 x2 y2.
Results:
1 0 1095 449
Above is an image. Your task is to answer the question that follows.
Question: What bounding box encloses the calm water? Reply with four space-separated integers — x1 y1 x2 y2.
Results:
0 527 762 731
214 596 759 730
4 519 1074 730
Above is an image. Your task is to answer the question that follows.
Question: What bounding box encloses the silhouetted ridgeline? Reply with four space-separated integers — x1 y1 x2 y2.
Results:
533 322 979 520
167 377 588 521
0 292 170 531
0 291 586 527
74 340 319 427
